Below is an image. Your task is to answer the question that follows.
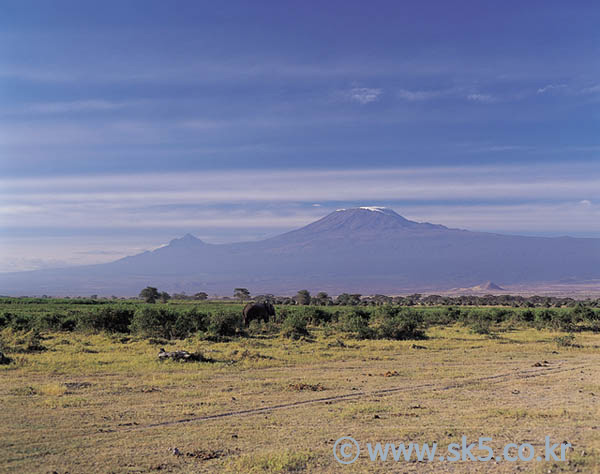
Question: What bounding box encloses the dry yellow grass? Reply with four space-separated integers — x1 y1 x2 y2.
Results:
1 326 599 473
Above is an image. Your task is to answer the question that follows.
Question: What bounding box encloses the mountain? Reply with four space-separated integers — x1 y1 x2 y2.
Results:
1 207 600 296
451 281 507 294
473 281 505 291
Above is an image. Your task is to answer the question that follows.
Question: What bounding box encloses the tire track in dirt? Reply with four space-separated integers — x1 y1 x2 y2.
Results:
3 362 593 466
135 362 589 429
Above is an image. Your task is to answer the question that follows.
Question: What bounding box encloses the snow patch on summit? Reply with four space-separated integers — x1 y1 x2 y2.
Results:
335 206 395 214
359 206 390 213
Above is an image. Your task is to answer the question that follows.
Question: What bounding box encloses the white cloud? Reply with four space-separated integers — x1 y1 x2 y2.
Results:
468 145 535 153
397 89 442 101
403 201 600 235
537 84 567 94
346 87 382 104
580 84 600 94
0 256 72 272
0 236 163 272
1 164 600 270
1 163 600 230
2 163 598 196
467 93 496 103
0 113 373 147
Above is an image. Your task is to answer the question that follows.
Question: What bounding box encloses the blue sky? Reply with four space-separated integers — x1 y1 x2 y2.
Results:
1 1 599 271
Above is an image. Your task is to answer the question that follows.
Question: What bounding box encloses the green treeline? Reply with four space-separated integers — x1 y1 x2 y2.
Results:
1 300 598 344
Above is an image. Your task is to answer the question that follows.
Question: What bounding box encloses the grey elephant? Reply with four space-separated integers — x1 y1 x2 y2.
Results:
242 302 276 326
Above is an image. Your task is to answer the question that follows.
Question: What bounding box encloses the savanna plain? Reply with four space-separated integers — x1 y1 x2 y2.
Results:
1 299 599 473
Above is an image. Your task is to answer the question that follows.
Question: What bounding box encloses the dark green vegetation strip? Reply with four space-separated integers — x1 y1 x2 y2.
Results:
1 297 599 345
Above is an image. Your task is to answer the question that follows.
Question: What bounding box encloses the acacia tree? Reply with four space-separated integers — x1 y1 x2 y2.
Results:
159 291 171 303
335 293 362 306
295 289 311 305
234 288 250 302
313 292 332 305
139 287 159 304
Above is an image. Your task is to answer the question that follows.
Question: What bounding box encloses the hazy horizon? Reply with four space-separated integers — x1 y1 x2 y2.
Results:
2 200 599 273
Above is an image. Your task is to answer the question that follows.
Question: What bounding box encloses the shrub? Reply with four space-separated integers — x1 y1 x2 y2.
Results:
206 310 242 339
35 313 66 331
9 315 33 332
337 309 373 339
281 313 310 340
468 315 492 335
59 317 78 331
534 308 574 331
570 305 597 323
445 306 462 320
520 309 535 322
534 308 556 328
551 311 576 332
293 307 331 325
78 307 134 333
490 308 513 322
0 351 11 365
554 334 578 347
371 307 426 340
422 307 457 326
0 312 13 328
172 309 208 339
130 307 180 339
270 307 287 324
131 307 209 339
0 329 46 353
21 330 47 352
247 319 279 336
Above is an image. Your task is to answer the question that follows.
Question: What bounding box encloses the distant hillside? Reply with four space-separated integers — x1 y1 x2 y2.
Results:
1 207 600 296
472 281 506 291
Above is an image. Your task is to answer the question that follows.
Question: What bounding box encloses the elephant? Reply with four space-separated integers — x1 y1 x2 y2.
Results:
242 302 276 326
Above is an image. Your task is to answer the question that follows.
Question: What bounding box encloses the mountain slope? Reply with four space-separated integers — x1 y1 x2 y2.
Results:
1 207 599 296
474 281 505 291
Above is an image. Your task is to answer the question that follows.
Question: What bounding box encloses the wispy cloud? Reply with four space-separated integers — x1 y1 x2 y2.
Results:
397 89 443 101
404 201 600 235
23 100 135 114
467 93 496 103
2 164 599 271
0 236 163 272
345 87 382 104
0 113 373 147
537 83 567 94
2 163 599 226
580 84 600 95
468 145 535 153
0 256 72 272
